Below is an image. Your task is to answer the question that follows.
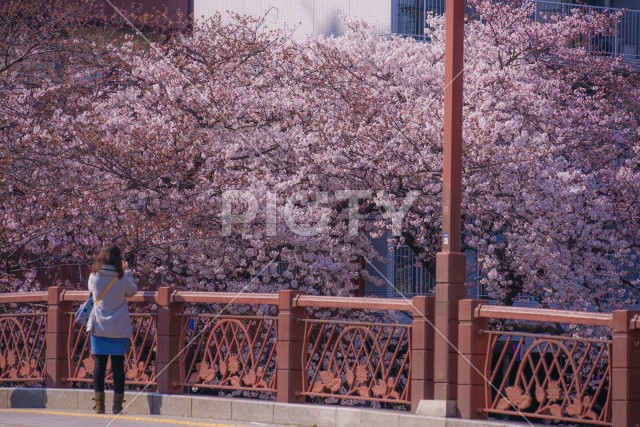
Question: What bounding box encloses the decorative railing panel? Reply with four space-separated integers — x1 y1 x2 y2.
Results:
179 315 277 393
484 331 611 426
0 313 47 384
301 319 411 404
2 290 638 426
67 313 157 388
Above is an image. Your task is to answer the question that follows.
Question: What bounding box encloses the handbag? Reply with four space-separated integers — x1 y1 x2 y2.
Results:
75 275 119 325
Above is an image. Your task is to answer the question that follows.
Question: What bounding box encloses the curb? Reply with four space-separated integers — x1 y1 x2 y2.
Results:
0 388 527 427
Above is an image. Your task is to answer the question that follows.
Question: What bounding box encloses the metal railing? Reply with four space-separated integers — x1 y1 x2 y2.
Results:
393 0 640 66
458 301 640 426
0 313 47 385
394 0 445 40
394 245 434 295
474 306 614 425
534 0 640 63
2 289 639 425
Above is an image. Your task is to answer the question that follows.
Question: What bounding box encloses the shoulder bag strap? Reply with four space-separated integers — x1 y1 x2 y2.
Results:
95 275 119 304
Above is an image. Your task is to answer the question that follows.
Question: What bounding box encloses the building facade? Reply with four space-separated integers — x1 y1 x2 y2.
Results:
193 0 639 63
191 0 639 300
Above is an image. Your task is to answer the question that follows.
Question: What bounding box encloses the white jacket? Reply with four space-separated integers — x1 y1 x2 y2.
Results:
86 265 138 338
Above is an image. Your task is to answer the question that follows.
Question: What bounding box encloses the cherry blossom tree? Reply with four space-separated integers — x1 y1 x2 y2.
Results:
2 0 638 309
0 0 177 291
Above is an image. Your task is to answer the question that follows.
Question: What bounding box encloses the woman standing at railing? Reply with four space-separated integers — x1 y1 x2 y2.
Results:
86 243 137 414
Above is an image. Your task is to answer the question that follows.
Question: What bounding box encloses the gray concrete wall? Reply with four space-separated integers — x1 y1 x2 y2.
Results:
193 0 392 40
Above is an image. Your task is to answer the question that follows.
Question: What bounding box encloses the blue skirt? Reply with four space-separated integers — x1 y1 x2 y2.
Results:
91 335 129 356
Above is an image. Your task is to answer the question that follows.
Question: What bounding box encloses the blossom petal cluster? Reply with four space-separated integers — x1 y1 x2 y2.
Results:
1 1 638 309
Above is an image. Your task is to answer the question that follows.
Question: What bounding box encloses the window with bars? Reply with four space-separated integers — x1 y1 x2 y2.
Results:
394 0 445 39
394 245 434 295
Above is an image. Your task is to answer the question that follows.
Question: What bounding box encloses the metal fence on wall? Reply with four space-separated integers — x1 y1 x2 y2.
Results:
394 0 640 66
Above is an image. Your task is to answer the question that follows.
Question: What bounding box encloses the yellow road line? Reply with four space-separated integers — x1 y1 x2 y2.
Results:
0 409 238 427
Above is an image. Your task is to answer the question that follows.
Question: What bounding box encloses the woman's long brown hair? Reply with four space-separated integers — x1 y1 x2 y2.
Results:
90 243 125 278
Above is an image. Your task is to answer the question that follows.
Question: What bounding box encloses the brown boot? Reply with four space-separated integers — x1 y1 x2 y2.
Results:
113 393 125 414
93 391 105 414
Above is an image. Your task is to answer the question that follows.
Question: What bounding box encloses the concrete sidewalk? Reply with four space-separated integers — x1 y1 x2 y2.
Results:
0 389 530 427
0 409 286 427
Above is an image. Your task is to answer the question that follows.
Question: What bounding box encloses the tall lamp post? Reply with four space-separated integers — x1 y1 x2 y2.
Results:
434 0 466 411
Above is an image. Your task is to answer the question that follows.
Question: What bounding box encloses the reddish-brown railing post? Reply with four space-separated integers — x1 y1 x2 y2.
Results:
156 286 184 394
457 299 488 419
611 310 640 427
45 286 73 388
411 295 435 411
276 290 306 403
